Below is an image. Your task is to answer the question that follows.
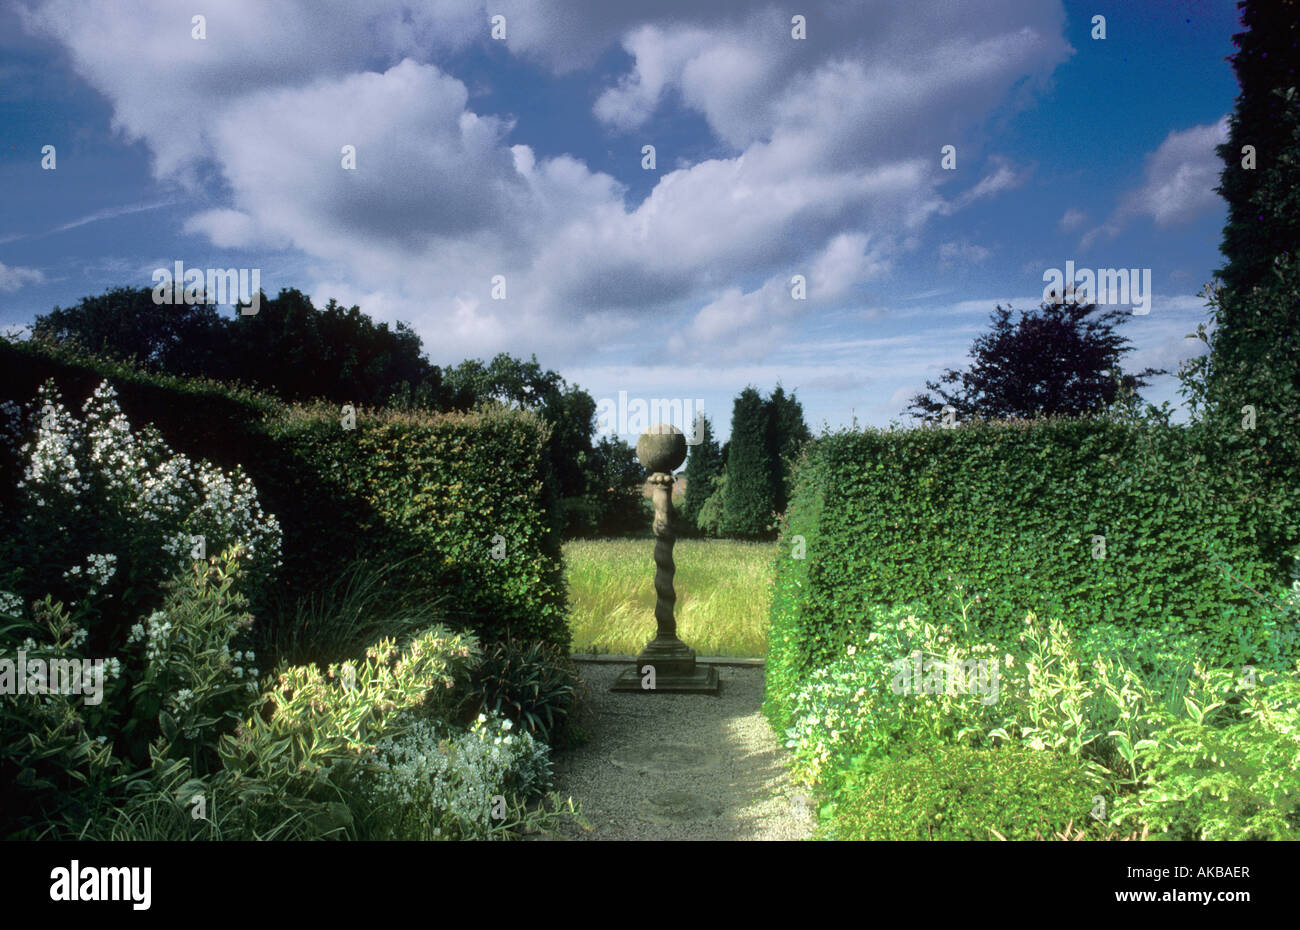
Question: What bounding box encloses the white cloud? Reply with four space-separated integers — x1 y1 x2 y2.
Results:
938 239 994 268
0 261 44 292
941 156 1029 214
182 209 283 250
1124 118 1230 226
1059 208 1087 232
1081 117 1229 249
19 0 1072 365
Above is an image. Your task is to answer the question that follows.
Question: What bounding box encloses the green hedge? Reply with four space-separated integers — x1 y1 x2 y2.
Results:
0 339 568 649
766 418 1286 729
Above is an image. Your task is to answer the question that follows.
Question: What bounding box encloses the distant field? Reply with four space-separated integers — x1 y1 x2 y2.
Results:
563 538 777 658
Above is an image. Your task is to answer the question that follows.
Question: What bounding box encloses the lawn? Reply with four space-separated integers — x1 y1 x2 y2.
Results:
563 538 778 657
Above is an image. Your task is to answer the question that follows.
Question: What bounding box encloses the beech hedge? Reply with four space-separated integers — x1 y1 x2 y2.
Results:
0 339 567 649
765 417 1288 728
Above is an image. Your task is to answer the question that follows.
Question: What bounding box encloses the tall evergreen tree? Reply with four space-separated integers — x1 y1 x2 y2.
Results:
763 385 811 513
1193 0 1300 566
1212 0 1300 298
722 387 778 538
1204 0 1300 413
681 414 722 532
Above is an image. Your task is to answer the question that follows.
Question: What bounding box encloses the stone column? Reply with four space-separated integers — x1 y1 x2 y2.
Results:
611 424 720 694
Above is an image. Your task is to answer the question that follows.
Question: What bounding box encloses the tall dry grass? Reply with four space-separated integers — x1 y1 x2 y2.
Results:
563 538 777 657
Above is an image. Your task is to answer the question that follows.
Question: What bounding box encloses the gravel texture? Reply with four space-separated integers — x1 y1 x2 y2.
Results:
541 663 814 841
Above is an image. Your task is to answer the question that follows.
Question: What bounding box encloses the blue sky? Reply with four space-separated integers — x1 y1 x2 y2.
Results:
0 0 1244 440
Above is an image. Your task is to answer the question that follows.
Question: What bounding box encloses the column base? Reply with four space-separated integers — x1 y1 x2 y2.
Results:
610 639 722 694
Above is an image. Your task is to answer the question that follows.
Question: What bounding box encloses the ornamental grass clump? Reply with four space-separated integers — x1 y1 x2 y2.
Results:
459 634 586 748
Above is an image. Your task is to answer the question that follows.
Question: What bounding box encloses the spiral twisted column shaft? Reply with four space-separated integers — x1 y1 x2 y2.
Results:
649 471 677 640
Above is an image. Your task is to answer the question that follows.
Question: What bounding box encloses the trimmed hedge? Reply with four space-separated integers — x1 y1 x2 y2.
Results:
0 339 568 649
766 418 1286 729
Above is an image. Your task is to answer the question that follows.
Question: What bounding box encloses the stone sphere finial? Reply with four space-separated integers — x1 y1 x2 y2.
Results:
636 423 687 473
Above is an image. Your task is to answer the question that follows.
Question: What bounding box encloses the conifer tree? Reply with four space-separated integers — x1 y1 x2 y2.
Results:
764 385 811 513
681 414 722 533
1194 0 1300 565
722 387 778 538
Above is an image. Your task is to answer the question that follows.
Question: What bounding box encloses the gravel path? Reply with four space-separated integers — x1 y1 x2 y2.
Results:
541 663 814 841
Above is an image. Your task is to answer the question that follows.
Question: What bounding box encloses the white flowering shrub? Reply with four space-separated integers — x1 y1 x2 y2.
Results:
2 379 281 647
363 711 553 840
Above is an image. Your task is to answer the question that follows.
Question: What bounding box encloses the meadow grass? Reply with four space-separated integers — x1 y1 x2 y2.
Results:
563 537 778 658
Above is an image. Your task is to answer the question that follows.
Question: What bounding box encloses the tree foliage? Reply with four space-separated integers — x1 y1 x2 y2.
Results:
765 384 811 513
723 387 779 538
904 298 1162 422
1212 0 1300 299
1192 0 1300 567
32 287 444 409
444 353 597 503
681 414 722 533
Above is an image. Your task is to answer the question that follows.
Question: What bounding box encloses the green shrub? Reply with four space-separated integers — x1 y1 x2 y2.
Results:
460 635 586 748
210 625 479 838
1116 664 1300 840
780 602 1194 795
1 552 264 838
766 415 1289 732
779 590 1300 842
360 711 560 840
0 338 569 651
783 602 1007 790
826 744 1108 841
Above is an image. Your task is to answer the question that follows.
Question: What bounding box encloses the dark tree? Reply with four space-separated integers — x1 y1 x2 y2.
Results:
681 413 722 533
904 298 1163 422
32 286 446 409
443 353 564 412
32 286 229 375
723 386 778 538
1192 0 1300 566
1212 0 1300 299
1204 0 1300 412
764 384 811 512
582 435 646 536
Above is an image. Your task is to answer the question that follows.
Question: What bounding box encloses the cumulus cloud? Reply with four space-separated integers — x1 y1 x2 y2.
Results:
18 0 1072 363
1081 117 1229 249
1124 118 1230 225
